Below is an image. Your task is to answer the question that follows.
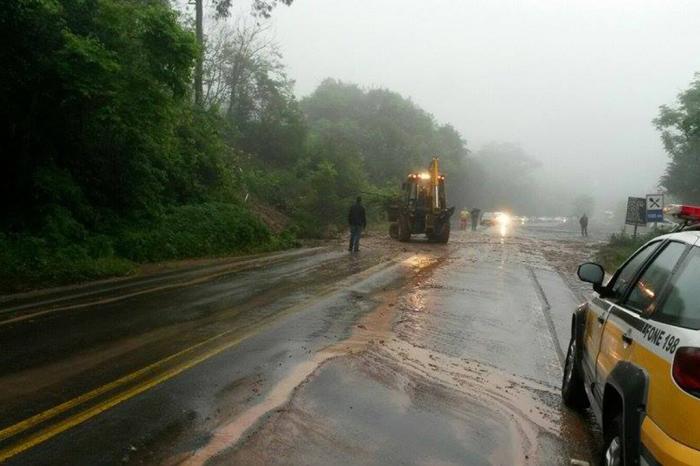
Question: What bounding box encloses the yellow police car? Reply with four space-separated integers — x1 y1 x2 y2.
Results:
562 204 700 466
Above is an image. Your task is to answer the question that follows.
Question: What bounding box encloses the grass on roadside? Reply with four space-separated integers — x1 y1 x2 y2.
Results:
0 203 300 294
595 229 667 272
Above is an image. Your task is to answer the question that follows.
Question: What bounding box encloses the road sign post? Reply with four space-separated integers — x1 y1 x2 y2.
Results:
625 197 647 238
646 194 664 225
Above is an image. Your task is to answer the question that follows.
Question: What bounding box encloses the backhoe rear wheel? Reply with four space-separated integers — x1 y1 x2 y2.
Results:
435 222 450 243
389 222 399 239
398 214 411 242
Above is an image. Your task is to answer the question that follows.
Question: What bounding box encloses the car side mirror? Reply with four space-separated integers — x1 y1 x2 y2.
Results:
577 262 604 287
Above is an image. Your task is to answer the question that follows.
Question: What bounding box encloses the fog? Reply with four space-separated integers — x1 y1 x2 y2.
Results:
260 0 700 213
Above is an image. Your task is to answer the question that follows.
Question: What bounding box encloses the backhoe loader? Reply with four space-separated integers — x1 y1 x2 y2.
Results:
387 157 454 243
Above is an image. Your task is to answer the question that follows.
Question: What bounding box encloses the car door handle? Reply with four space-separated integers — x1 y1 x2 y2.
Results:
621 333 633 345
597 315 605 325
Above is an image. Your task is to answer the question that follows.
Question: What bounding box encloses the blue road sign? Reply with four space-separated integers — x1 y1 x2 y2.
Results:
646 194 664 222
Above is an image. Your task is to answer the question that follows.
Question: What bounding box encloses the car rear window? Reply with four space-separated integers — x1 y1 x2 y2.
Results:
655 246 700 330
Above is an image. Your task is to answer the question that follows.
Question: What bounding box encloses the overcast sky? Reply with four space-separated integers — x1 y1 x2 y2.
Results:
260 0 700 208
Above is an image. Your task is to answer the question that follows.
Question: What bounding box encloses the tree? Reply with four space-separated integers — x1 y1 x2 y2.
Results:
193 0 294 106
202 21 277 109
0 0 202 228
300 79 471 188
655 73 700 203
203 21 306 166
194 0 205 106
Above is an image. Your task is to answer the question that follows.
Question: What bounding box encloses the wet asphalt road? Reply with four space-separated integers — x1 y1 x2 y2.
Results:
0 223 601 465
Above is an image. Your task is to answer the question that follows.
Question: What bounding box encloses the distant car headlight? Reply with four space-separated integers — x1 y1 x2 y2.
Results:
497 214 510 226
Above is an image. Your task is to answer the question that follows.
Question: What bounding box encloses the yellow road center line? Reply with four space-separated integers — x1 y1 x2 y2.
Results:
0 328 233 443
0 254 411 462
0 333 250 463
0 257 361 444
0 280 334 457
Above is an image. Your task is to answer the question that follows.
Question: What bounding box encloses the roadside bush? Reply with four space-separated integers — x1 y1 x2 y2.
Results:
115 202 289 262
0 233 134 293
595 230 666 272
0 202 299 293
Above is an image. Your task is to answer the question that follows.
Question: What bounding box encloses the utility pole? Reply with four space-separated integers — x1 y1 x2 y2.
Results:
194 0 204 106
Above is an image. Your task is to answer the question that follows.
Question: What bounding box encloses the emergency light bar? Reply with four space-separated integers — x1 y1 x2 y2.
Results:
664 204 700 223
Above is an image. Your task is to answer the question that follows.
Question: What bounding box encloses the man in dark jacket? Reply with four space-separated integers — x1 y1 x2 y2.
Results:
348 196 367 252
579 213 589 237
470 207 481 231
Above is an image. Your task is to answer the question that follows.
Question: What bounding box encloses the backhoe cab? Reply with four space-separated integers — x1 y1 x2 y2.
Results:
388 157 455 243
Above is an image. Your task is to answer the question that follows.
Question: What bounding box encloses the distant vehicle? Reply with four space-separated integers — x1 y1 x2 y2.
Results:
480 211 510 227
387 157 454 243
562 204 700 466
480 212 498 226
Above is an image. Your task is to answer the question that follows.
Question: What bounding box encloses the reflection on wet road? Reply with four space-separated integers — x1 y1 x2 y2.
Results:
0 225 601 465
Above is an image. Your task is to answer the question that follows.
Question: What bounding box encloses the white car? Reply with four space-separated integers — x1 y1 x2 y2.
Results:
480 211 509 226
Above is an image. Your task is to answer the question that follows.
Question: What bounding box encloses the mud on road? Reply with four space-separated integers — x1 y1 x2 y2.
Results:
196 228 601 466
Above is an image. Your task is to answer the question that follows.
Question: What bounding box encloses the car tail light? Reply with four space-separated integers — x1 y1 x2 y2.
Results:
664 204 700 222
672 347 700 397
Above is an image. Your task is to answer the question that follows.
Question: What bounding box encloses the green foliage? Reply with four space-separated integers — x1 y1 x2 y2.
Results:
212 0 294 19
301 79 470 185
595 230 665 272
2 1 481 292
205 22 307 168
0 203 297 293
291 159 344 237
236 83 307 168
1 0 199 225
0 215 135 293
219 77 475 237
115 203 278 262
299 79 472 212
240 156 365 238
0 0 303 292
170 107 240 204
655 73 700 203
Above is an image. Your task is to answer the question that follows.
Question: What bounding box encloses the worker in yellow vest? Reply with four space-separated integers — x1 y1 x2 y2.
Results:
459 208 469 231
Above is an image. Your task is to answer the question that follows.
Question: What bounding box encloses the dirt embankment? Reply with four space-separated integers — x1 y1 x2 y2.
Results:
247 198 291 234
